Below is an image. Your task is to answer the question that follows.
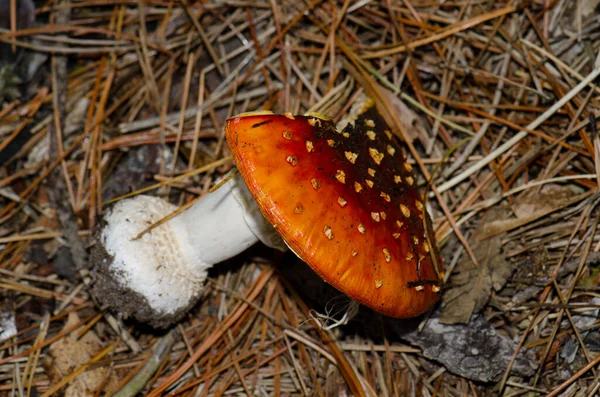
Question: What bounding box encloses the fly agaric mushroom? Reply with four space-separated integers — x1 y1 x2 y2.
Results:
91 99 442 328
226 101 442 318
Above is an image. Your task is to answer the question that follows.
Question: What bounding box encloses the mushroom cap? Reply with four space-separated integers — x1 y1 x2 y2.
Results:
225 104 442 318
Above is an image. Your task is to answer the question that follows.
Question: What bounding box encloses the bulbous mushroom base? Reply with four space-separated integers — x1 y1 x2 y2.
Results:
90 195 208 329
90 243 200 328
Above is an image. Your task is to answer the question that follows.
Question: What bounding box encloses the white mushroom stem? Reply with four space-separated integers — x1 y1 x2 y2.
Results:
179 171 286 265
99 172 284 318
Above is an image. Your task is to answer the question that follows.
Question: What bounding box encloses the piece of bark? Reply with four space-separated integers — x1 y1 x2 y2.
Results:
399 315 537 382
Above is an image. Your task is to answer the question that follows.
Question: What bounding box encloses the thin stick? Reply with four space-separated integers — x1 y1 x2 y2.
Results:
363 6 517 58
113 330 177 397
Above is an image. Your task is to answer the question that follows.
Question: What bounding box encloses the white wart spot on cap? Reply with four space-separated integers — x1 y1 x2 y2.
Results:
358 223 366 234
337 197 347 207
308 118 321 127
354 182 363 193
400 204 411 218
375 279 383 288
366 130 376 140
311 178 321 190
415 200 424 212
405 176 414 186
283 131 293 140
335 170 346 184
371 212 380 222
345 151 358 164
387 145 395 156
369 148 384 165
323 225 334 240
306 140 314 153
286 156 298 166
382 248 391 263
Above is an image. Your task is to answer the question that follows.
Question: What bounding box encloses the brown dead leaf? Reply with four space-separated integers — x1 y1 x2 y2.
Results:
44 312 119 397
480 191 592 239
512 184 574 219
440 208 514 324
581 0 600 17
341 59 428 146
373 86 426 145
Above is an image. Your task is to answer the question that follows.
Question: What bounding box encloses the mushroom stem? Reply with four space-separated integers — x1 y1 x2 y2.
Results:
93 171 283 327
174 171 285 266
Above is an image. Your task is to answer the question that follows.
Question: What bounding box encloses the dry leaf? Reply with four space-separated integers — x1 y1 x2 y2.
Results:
373 86 426 145
480 191 591 239
440 208 513 324
44 312 119 397
511 184 574 219
580 0 600 17
341 59 428 146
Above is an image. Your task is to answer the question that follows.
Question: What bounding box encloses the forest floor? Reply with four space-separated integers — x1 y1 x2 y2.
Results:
1 0 600 396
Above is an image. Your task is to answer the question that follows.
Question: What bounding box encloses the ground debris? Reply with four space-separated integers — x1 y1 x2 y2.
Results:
402 315 537 383
441 208 513 324
1 0 600 395
43 313 119 397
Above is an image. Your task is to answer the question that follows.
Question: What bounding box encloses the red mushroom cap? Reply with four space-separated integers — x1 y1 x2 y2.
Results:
225 104 442 318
